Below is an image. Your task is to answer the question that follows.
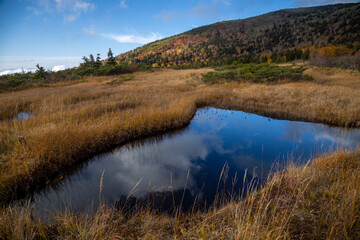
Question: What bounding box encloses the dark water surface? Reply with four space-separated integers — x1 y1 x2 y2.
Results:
24 108 360 218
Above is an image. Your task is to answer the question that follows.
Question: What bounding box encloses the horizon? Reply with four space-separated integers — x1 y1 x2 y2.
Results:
1 0 359 74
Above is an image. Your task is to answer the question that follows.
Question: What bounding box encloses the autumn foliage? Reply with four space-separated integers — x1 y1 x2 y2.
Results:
117 3 360 68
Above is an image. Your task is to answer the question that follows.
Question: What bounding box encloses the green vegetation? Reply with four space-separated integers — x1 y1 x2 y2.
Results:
0 72 33 91
77 50 149 76
0 68 80 92
202 63 313 83
33 64 48 81
76 62 136 76
106 48 117 66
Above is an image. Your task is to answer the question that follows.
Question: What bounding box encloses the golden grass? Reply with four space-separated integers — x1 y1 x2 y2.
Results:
1 150 359 239
0 66 359 204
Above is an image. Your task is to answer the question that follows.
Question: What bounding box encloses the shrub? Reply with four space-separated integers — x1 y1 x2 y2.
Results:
202 63 311 84
75 64 135 77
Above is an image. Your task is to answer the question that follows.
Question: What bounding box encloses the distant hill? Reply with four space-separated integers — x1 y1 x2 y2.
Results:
117 3 360 67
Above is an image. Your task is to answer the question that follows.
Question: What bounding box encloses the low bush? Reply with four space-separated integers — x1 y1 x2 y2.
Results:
202 63 313 84
0 73 31 90
0 63 151 92
76 64 133 76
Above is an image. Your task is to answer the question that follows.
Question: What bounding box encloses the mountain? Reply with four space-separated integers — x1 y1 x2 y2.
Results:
117 3 360 67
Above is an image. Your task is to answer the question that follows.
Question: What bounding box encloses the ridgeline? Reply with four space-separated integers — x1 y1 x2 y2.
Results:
117 3 360 67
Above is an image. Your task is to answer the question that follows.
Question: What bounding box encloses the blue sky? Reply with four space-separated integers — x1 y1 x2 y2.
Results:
0 0 358 73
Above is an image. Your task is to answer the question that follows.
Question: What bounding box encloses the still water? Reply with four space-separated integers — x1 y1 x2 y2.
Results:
26 108 360 217
16 112 33 120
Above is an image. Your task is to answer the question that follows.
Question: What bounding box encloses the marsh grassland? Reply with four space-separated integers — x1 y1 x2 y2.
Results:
0 65 360 239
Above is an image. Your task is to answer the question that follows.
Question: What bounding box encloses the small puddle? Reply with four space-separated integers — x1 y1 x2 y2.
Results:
21 108 360 218
15 112 33 120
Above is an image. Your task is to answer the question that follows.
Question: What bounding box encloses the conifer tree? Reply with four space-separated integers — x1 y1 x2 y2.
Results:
89 54 95 67
81 56 90 68
95 54 101 68
107 48 117 66
34 64 47 81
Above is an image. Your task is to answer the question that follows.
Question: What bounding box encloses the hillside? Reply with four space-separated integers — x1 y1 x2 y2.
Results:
117 3 360 67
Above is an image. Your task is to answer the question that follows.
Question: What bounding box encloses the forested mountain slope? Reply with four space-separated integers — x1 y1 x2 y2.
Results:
117 3 360 67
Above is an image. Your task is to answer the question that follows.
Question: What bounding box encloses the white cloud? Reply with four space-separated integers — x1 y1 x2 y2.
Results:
101 32 163 44
294 0 359 6
119 0 128 8
54 0 94 12
0 56 82 73
220 0 231 6
29 0 95 22
37 0 52 10
84 25 162 45
73 1 93 11
52 65 66 72
0 68 36 76
64 14 77 22
62 0 95 22
83 25 96 36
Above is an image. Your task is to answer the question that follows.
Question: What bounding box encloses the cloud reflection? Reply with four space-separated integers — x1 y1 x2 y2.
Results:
99 132 209 197
283 121 360 149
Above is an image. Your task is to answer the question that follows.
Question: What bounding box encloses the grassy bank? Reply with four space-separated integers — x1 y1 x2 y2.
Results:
1 150 359 239
0 66 359 204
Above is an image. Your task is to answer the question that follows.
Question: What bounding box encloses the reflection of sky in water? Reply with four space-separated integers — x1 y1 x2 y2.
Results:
15 112 33 120
27 108 360 217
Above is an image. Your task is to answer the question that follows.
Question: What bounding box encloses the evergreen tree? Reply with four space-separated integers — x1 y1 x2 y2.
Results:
95 54 101 68
34 64 47 81
89 54 95 67
107 48 117 66
81 56 90 68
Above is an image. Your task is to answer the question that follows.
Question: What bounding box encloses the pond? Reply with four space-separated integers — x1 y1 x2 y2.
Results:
15 112 33 120
24 108 360 218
